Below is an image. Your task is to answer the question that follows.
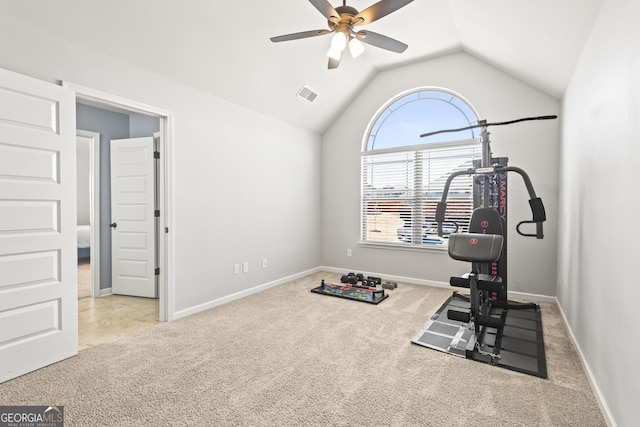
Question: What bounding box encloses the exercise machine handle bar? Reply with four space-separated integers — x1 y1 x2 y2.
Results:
503 166 546 239
434 166 546 239
419 115 558 139
435 168 474 237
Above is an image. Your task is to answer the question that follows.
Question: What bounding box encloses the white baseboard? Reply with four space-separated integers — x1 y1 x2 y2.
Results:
170 265 556 318
318 265 450 288
98 287 112 297
508 290 557 304
171 267 322 321
319 266 556 303
555 300 616 427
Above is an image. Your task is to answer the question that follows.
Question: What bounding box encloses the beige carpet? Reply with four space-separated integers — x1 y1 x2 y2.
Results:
0 272 606 426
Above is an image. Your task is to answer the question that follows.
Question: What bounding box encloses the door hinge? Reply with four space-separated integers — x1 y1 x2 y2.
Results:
155 210 160 217
155 268 160 275
154 151 160 159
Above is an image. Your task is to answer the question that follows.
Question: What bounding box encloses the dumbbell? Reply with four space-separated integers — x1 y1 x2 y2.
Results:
341 273 358 285
382 281 398 290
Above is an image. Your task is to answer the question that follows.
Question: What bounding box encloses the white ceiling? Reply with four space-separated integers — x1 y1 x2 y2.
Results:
1 0 603 134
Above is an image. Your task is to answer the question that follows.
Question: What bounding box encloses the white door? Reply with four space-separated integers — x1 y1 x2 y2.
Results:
110 137 157 298
0 68 77 383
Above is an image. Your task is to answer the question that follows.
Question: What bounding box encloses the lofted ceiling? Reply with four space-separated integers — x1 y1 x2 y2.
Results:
1 0 603 134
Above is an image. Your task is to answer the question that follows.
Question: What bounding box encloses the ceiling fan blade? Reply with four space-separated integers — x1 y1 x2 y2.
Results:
270 29 331 43
309 0 340 22
328 56 340 69
353 0 414 26
356 30 408 53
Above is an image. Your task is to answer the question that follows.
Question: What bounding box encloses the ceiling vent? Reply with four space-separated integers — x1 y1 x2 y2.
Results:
297 85 318 103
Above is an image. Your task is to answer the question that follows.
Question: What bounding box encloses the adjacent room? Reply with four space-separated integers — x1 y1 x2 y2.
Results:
0 0 637 426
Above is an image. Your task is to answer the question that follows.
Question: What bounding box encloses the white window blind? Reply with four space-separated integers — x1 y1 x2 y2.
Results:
362 144 480 246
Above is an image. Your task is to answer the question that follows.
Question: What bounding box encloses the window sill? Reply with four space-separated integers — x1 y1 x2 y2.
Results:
358 240 449 254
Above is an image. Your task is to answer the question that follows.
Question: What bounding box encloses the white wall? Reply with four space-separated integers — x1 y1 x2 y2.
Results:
322 52 560 296
0 15 322 315
560 0 640 425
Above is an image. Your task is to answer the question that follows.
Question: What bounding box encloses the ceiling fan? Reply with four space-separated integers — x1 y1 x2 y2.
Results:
270 0 414 69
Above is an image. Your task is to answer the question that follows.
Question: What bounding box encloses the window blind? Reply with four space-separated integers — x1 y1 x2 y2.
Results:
362 144 481 246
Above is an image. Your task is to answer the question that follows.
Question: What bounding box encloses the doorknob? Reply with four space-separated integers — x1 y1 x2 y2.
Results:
110 222 117 228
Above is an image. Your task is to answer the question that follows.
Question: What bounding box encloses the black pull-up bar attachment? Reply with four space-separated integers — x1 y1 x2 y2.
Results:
419 115 557 138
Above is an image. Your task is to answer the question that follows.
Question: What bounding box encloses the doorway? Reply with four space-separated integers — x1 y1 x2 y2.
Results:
66 81 174 327
76 125 162 349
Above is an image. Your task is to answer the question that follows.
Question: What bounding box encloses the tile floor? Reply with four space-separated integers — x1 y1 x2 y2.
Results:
78 259 159 350
78 295 159 350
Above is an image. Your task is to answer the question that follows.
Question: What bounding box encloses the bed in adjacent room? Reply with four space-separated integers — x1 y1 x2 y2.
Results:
77 224 91 260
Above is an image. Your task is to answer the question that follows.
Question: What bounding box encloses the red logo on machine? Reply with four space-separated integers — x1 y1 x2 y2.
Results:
481 220 489 229
469 238 479 245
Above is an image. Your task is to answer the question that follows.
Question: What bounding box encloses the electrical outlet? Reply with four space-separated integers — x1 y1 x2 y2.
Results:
243 262 249 273
233 264 240 274
347 248 352 257
262 258 268 269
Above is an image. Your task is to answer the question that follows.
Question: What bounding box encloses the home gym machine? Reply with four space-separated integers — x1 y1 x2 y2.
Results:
411 115 555 378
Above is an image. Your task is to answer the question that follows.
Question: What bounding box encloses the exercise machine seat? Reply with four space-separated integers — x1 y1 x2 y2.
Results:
448 233 503 263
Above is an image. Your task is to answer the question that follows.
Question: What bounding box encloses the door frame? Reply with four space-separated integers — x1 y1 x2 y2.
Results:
65 81 174 322
76 129 101 298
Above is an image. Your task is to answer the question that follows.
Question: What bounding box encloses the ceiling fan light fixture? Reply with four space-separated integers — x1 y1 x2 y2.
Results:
330 31 348 51
270 0 414 69
327 46 342 61
349 37 365 58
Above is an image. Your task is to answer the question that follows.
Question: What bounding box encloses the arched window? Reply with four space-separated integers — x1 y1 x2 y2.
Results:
361 87 481 247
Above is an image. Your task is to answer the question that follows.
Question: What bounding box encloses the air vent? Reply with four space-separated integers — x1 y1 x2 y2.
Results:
297 85 318 103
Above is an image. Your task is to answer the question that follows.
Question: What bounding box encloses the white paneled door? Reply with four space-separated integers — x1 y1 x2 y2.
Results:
110 137 157 298
0 68 78 382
